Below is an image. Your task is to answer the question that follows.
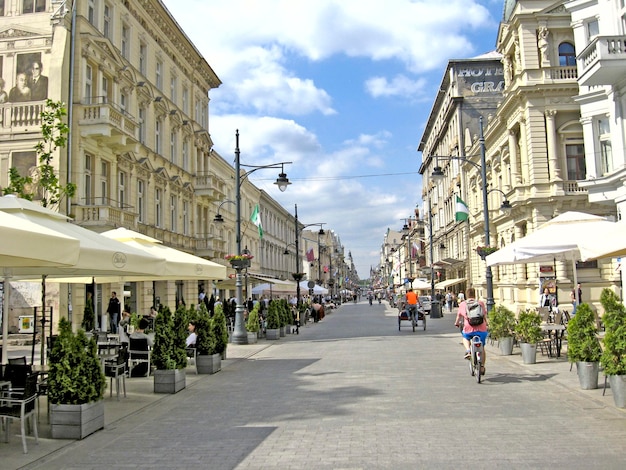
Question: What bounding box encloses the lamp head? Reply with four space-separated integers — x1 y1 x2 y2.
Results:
500 200 513 212
284 249 290 255
318 228 325 235
431 166 445 180
274 172 291 192
213 214 224 223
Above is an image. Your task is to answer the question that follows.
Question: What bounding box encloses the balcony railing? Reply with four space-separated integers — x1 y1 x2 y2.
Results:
0 101 45 131
77 97 138 141
578 35 626 86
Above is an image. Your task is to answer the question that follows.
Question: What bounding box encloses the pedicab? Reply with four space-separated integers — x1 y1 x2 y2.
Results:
398 302 426 331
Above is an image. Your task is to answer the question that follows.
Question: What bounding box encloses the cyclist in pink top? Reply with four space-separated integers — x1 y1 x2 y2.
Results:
454 287 489 368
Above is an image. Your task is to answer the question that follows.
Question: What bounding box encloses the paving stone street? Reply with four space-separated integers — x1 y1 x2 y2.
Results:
5 301 626 469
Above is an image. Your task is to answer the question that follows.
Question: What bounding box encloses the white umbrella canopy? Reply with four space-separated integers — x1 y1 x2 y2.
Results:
583 219 626 260
251 282 296 296
485 211 617 295
0 195 166 278
99 228 227 281
0 211 80 268
299 281 328 295
486 212 616 267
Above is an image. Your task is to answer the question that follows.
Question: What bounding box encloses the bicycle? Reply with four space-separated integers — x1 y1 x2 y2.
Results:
468 334 485 383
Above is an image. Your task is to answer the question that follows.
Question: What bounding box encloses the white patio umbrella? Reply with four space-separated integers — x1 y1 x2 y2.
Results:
99 228 227 281
1 210 81 363
299 281 328 295
486 211 618 302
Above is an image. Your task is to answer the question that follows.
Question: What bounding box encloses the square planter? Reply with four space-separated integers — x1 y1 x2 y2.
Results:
196 353 221 374
266 328 280 340
50 400 104 440
247 331 258 344
153 369 186 394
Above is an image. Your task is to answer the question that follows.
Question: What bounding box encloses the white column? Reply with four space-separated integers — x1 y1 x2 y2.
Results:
545 109 561 181
508 128 520 186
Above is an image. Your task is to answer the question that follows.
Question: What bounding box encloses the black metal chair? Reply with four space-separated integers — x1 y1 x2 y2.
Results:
104 346 128 400
3 364 32 394
0 372 39 453
128 337 151 377
7 356 27 365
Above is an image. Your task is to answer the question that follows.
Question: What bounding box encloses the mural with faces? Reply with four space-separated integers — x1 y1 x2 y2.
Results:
3 52 49 103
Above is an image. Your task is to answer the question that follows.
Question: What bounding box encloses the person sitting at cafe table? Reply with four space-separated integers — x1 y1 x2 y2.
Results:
186 321 197 348
119 305 132 346
130 318 153 347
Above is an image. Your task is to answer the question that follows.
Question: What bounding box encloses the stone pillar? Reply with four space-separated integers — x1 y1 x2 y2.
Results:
545 109 561 181
508 128 521 185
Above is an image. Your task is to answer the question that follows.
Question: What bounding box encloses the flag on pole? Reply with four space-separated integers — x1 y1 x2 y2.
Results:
250 204 263 238
455 196 469 221
306 248 315 262
411 242 419 258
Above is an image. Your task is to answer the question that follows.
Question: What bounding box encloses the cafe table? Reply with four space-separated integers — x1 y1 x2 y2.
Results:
540 323 566 358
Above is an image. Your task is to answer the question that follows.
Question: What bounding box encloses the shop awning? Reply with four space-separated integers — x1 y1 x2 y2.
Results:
435 278 466 290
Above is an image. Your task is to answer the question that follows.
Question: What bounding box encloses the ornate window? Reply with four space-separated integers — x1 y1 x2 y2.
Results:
558 42 576 66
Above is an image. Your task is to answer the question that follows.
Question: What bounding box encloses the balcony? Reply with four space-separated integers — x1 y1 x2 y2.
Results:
0 101 45 135
77 97 138 148
195 235 226 258
73 200 137 228
195 173 226 201
578 35 626 86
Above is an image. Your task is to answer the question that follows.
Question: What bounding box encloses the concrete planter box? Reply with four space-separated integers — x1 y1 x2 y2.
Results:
247 331 258 344
609 375 626 408
284 325 292 335
153 369 186 394
196 353 221 374
266 328 280 340
279 326 285 337
50 400 104 440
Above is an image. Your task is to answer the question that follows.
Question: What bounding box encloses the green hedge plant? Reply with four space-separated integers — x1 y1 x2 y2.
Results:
195 303 216 356
212 304 229 355
246 303 261 333
48 318 105 405
567 303 602 363
266 300 281 329
152 306 176 370
490 304 517 340
600 289 626 375
515 309 544 344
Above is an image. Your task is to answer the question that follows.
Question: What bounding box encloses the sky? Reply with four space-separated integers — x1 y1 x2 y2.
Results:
162 0 505 279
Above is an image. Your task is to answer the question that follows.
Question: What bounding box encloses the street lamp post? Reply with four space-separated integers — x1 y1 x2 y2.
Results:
429 117 511 312
291 204 325 305
427 198 441 318
225 130 292 344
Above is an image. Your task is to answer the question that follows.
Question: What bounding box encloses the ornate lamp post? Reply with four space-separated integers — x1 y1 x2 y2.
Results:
291 204 325 305
215 130 292 344
429 117 511 312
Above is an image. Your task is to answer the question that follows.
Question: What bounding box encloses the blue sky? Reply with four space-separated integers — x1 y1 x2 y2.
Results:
162 0 505 278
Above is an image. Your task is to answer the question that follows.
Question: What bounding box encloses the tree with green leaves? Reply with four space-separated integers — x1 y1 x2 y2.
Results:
3 99 76 208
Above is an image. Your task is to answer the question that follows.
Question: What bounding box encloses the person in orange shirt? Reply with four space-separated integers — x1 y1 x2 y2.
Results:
405 288 419 318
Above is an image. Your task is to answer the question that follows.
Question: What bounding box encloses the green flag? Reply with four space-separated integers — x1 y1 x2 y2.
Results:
250 204 263 238
455 196 469 222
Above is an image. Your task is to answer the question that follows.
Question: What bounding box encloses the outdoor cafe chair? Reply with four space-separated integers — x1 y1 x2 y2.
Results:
104 346 127 400
0 372 39 454
8 356 27 365
129 337 151 377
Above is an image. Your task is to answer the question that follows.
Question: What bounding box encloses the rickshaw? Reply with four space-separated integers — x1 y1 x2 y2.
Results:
398 302 426 331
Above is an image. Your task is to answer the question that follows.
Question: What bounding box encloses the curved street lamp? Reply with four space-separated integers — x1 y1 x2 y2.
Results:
214 130 292 344
428 117 512 311
292 204 325 306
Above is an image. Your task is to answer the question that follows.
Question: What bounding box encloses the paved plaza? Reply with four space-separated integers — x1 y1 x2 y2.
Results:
4 301 626 469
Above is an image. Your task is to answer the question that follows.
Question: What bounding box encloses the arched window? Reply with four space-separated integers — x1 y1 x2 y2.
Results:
559 42 576 66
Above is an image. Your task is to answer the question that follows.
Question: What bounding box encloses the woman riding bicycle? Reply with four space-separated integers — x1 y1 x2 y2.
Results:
454 287 489 374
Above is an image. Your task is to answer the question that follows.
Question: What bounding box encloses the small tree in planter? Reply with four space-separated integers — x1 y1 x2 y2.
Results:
195 303 220 374
81 295 95 332
600 288 626 407
212 304 229 359
152 306 187 393
278 298 290 336
567 302 602 390
266 300 281 340
48 318 105 439
515 309 543 364
246 303 261 343
490 305 517 355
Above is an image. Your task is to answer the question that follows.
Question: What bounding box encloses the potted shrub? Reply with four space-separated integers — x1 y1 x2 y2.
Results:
246 303 261 344
515 309 543 364
279 299 289 336
81 294 95 332
567 302 602 390
599 288 626 406
212 303 229 360
490 304 516 355
266 300 281 340
195 304 220 374
48 318 105 439
152 305 187 393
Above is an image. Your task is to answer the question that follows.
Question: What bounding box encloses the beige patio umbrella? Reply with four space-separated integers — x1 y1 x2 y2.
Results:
1 210 81 363
98 227 227 281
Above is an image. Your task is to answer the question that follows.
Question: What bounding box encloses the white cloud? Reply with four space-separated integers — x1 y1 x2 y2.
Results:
365 75 429 99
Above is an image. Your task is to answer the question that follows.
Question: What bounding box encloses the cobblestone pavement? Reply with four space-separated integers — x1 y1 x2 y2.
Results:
5 302 626 469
